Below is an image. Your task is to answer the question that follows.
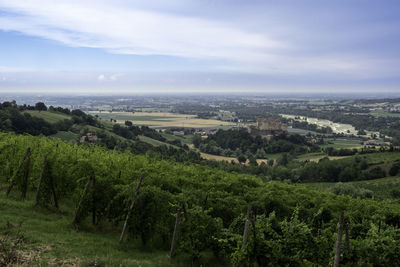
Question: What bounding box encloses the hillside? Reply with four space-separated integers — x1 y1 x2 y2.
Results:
1 132 400 266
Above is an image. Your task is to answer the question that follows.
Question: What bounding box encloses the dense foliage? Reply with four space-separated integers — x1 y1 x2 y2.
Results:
194 129 318 158
0 101 99 136
1 132 400 265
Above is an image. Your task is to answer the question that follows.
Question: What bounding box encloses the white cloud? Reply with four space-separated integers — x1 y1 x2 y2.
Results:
0 1 282 61
97 74 106 81
0 0 397 78
97 73 123 82
0 66 34 72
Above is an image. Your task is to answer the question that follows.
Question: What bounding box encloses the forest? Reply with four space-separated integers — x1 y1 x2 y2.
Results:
193 129 318 158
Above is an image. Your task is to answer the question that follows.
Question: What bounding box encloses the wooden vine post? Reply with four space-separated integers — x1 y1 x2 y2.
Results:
119 173 144 243
237 204 253 267
169 206 182 259
344 218 350 254
21 149 32 200
251 209 257 262
334 211 345 267
35 155 48 205
6 147 31 197
50 172 59 208
73 173 95 225
35 155 59 208
92 175 96 225
242 204 252 248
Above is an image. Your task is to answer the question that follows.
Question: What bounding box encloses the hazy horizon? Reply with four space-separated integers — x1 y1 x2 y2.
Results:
1 0 400 94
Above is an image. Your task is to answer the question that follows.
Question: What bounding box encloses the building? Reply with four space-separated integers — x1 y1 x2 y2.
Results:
248 117 287 138
80 132 98 144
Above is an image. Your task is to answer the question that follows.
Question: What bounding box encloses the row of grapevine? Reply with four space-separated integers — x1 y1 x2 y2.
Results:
1 132 400 265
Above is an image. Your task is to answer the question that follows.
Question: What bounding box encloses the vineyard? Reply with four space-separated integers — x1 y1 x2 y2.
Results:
1 132 400 266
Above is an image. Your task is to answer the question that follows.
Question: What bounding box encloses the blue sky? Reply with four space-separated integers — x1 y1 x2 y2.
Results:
0 0 399 94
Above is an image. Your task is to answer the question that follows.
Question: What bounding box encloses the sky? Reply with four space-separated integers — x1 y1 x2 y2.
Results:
0 0 400 94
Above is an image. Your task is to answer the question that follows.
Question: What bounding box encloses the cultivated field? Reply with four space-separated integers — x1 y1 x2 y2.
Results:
25 110 71 123
89 111 235 128
307 176 400 201
320 139 363 149
200 152 276 165
370 110 400 118
296 152 351 162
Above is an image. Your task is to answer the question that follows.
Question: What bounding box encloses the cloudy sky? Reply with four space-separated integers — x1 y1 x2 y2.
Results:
0 0 399 94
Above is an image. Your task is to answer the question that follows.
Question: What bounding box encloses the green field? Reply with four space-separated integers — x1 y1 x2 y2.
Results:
25 110 71 124
0 190 185 266
321 139 362 149
162 133 194 145
360 151 400 164
89 111 234 128
95 113 177 122
51 131 79 142
306 176 400 201
370 110 400 118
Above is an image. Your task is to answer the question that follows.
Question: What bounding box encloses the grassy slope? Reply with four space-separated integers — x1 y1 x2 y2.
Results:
320 139 362 149
370 110 400 118
51 131 79 142
0 190 184 266
24 110 71 124
306 176 400 201
296 152 351 162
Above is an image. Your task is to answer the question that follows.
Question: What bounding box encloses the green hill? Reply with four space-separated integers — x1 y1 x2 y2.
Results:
1 132 400 266
24 110 71 124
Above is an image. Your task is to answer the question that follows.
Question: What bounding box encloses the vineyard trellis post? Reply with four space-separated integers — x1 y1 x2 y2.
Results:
242 204 252 248
119 172 144 243
6 147 31 197
251 209 257 264
35 155 48 205
73 172 95 225
169 205 182 259
334 211 344 267
50 171 59 208
237 204 253 267
21 148 32 200
344 218 350 254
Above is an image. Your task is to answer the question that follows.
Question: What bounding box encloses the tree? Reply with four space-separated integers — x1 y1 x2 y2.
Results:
125 120 133 127
357 129 365 135
35 102 47 112
238 155 247 164
248 155 258 166
389 163 400 176
192 134 202 148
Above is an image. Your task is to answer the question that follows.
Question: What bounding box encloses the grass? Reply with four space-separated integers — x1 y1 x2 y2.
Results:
162 133 194 145
50 131 79 142
137 135 180 149
306 176 400 201
296 152 351 162
360 152 400 164
370 110 400 118
90 111 235 128
321 139 363 149
199 152 280 164
24 111 71 124
0 188 184 266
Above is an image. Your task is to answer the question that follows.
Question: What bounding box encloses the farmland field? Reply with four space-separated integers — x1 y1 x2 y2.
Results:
370 110 400 118
320 139 363 149
89 111 235 128
296 152 351 162
51 131 79 142
200 152 279 164
25 110 71 123
306 176 400 201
